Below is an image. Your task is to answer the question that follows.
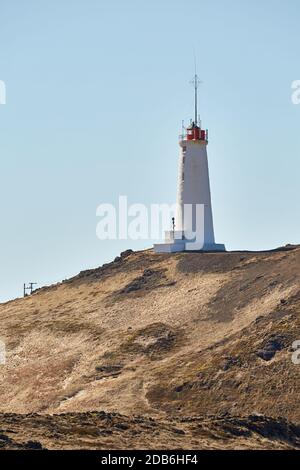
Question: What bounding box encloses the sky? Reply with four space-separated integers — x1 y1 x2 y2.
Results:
0 0 300 302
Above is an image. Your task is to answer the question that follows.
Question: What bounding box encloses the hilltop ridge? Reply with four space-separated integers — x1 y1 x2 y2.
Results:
0 246 300 449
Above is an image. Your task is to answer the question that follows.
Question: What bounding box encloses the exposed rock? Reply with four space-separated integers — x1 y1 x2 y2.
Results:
120 249 134 259
0 412 299 450
256 335 287 361
24 440 43 450
94 364 123 379
221 356 242 371
118 269 175 295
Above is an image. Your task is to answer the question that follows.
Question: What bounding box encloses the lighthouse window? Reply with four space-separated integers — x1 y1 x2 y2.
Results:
182 146 187 152
183 156 186 164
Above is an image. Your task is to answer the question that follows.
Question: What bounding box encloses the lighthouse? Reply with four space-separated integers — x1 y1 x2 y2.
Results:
154 75 225 253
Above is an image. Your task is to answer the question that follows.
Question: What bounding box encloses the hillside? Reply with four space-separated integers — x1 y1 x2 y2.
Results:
0 246 300 449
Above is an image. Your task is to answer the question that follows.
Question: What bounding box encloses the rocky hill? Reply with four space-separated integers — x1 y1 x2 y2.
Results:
0 246 300 449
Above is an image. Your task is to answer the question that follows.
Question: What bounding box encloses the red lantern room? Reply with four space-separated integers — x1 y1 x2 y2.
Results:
186 122 208 142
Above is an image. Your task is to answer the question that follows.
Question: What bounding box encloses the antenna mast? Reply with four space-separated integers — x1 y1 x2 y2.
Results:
191 55 202 126
194 73 198 125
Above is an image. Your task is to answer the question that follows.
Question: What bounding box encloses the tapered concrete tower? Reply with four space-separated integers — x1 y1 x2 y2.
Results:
154 75 225 253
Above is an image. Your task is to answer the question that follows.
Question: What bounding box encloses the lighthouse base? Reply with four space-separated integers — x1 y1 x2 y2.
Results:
153 242 226 253
153 231 225 253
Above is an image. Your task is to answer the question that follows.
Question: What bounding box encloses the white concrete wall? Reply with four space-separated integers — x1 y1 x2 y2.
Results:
176 140 215 245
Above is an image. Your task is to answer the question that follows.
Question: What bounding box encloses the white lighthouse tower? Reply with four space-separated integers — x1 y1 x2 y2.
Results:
154 75 225 253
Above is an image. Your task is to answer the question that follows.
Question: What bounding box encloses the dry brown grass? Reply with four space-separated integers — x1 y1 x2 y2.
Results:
0 246 299 428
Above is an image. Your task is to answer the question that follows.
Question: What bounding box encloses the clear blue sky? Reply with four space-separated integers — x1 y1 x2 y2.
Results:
0 0 300 302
